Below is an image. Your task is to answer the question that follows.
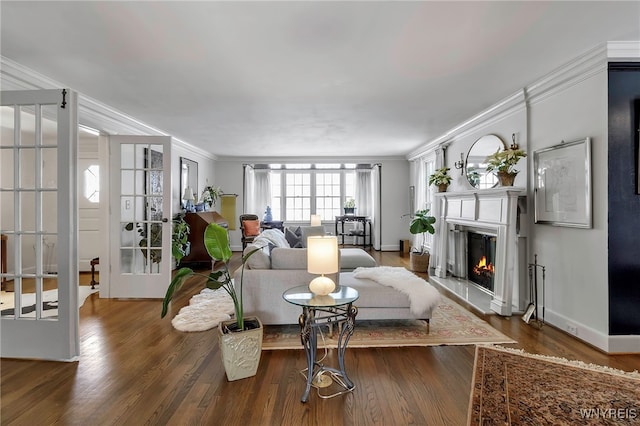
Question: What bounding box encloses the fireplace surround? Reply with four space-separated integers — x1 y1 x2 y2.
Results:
431 187 525 316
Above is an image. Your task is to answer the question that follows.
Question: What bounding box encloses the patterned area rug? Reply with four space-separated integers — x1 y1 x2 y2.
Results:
262 296 515 350
468 345 640 425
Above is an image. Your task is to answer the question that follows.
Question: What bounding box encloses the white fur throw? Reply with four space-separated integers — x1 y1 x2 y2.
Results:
352 266 441 315
171 288 235 332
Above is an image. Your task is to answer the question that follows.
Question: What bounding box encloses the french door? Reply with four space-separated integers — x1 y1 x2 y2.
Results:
108 135 172 298
0 89 79 360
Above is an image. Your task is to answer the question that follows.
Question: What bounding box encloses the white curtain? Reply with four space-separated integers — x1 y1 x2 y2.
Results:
244 165 271 217
354 166 381 250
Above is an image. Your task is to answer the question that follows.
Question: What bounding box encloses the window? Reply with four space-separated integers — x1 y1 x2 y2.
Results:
267 164 357 222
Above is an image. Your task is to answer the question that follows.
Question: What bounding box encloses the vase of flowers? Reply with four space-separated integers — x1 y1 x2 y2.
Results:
485 148 527 186
344 198 356 215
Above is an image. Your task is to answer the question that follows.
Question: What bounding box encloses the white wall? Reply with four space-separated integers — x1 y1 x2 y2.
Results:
214 158 410 252
407 47 613 350
528 71 609 341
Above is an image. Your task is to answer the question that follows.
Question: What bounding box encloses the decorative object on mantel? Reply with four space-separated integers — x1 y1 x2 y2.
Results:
344 198 356 215
408 209 436 273
428 167 453 192
485 134 527 187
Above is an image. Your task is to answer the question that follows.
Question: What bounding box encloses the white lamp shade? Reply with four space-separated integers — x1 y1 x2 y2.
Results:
310 214 322 226
307 236 339 274
182 186 194 201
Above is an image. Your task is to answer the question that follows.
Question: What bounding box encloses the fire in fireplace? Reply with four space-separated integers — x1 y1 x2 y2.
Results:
467 232 497 293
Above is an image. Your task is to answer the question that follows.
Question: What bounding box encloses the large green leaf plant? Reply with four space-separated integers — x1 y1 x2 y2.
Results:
161 222 261 331
409 209 436 254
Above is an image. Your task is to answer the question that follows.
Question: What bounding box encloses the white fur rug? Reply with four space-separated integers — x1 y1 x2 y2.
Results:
352 266 441 315
171 288 235 332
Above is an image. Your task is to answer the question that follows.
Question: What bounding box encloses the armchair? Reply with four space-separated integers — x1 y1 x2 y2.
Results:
239 214 260 249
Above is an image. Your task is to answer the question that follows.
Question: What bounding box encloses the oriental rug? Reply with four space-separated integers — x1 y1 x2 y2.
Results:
468 345 640 425
261 296 515 350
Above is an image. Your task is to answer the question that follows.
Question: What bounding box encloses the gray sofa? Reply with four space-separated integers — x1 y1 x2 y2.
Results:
233 246 434 325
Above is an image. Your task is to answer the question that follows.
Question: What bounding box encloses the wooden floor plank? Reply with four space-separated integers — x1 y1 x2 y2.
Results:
2 249 639 425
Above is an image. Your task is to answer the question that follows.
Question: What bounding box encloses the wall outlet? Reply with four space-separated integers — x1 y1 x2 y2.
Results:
566 323 578 336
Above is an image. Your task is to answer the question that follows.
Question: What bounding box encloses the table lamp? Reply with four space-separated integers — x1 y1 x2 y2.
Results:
310 214 322 226
182 186 195 212
307 236 338 296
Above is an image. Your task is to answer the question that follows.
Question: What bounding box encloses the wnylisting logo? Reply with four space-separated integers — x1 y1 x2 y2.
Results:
579 408 638 420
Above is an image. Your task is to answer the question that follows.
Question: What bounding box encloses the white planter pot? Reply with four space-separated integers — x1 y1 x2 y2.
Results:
218 316 263 381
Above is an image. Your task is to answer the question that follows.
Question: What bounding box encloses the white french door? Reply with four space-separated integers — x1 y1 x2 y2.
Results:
109 135 172 298
0 89 79 361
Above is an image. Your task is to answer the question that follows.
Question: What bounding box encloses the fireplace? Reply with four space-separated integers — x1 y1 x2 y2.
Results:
432 187 525 316
467 232 496 293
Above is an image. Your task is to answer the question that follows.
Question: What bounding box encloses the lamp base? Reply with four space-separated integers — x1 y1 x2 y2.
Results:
309 275 335 296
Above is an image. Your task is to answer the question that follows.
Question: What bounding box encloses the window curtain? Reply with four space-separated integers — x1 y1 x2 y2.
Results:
243 165 271 217
354 165 381 250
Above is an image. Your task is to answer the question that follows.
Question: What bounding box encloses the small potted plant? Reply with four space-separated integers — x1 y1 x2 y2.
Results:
162 223 264 381
201 185 223 209
408 209 436 274
429 167 453 192
485 148 527 186
344 198 356 215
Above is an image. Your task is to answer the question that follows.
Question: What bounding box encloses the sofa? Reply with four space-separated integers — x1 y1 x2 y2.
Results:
234 244 435 326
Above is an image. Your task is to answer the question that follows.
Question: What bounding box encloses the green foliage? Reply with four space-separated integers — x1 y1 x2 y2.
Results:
161 222 261 331
344 198 356 208
485 148 527 173
428 167 453 186
201 186 223 208
124 221 162 265
171 213 190 264
409 209 436 254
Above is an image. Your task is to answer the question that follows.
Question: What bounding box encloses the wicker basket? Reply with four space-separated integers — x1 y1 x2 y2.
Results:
409 252 430 274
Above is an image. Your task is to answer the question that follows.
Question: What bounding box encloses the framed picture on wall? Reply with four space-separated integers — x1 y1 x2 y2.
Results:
534 137 592 228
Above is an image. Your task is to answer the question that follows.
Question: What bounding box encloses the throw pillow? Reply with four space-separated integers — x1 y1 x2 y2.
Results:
243 219 260 236
244 243 271 269
285 227 303 248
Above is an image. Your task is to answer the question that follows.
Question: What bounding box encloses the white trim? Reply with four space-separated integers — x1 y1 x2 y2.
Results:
0 56 215 160
607 41 640 60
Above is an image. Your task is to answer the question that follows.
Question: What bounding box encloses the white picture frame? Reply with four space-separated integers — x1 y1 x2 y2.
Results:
534 137 592 228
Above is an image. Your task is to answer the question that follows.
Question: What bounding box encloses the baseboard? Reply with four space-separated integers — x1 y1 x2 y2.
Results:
545 308 640 354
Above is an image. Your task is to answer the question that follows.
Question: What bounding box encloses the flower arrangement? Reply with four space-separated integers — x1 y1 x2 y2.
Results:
344 198 356 208
428 167 453 186
201 186 223 208
485 148 527 174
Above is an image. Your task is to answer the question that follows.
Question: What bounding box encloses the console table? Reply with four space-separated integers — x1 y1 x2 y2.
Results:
260 220 284 232
180 212 229 268
335 215 372 249
283 285 359 403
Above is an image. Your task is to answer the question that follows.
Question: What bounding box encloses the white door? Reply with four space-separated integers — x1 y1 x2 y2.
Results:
109 136 172 298
0 89 79 361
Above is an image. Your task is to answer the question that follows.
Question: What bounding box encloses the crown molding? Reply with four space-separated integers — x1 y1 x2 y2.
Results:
0 56 215 160
407 89 525 161
607 41 640 60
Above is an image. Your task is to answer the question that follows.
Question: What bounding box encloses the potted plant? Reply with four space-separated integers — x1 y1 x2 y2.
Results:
161 222 264 381
344 198 356 215
408 209 436 274
428 167 453 192
201 185 223 210
171 212 190 268
485 148 527 186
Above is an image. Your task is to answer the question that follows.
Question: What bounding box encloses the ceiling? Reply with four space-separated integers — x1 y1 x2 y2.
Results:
2 1 639 159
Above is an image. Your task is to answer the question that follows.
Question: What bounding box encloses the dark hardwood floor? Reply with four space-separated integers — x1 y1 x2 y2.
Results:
2 249 639 425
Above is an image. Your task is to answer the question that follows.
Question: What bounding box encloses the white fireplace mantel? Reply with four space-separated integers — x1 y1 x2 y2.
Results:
432 187 525 315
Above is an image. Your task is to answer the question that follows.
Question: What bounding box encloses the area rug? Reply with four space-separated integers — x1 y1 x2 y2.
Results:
1 286 99 318
171 288 235 332
468 345 640 425
262 295 515 350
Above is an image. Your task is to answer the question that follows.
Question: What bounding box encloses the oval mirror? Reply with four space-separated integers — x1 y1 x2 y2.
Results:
465 135 506 189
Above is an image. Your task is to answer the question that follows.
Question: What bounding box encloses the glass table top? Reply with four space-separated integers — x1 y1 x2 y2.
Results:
283 285 359 307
